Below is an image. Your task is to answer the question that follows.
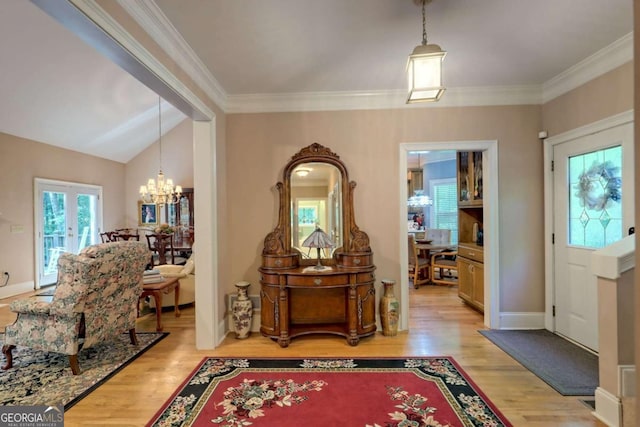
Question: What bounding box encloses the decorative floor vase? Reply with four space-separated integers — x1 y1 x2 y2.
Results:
232 281 253 339
380 279 399 336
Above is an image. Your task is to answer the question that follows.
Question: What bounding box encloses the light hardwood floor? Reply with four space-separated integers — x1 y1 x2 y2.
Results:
0 285 604 427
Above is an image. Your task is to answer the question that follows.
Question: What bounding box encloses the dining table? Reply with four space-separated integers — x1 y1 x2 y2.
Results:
415 241 457 260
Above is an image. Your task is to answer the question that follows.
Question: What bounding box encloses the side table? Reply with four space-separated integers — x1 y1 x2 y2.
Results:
141 276 181 331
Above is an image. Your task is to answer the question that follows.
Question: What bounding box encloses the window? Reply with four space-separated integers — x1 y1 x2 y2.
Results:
429 178 458 244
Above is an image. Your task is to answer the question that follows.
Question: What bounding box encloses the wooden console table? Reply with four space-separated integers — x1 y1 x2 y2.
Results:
141 276 181 331
259 265 376 347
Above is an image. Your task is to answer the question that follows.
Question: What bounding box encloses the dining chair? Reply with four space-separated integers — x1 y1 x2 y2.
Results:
99 231 117 243
145 233 176 267
430 249 458 286
114 228 140 241
408 234 430 289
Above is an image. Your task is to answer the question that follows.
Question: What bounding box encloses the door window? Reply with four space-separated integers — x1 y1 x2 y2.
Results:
36 179 102 287
568 145 622 248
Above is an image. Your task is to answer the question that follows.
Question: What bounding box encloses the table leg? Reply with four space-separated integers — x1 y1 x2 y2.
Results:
174 281 181 318
151 291 163 331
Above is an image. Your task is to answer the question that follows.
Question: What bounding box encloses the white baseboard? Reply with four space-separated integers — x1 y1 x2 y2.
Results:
0 281 34 301
594 386 622 427
497 311 546 329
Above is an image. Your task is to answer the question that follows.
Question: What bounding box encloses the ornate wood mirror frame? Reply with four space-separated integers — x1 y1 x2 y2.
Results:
259 143 377 347
262 142 372 270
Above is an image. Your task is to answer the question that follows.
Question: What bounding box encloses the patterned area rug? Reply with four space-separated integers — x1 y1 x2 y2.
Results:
0 332 167 409
147 357 512 427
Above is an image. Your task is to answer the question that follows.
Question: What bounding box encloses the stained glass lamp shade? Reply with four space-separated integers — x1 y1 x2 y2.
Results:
302 227 334 270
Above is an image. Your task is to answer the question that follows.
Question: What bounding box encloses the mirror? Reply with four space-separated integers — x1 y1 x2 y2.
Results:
262 142 372 269
291 162 342 259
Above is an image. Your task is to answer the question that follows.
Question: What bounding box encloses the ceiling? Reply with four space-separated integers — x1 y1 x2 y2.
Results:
0 0 633 163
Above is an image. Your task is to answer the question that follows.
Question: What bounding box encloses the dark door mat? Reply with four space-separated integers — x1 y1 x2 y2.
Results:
479 329 598 396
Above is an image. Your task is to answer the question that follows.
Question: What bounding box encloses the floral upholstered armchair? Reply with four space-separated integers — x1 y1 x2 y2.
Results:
2 241 149 375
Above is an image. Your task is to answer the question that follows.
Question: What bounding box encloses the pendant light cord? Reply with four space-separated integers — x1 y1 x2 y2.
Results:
421 0 427 46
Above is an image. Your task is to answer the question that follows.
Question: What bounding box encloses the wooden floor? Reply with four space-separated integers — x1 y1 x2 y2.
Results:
0 285 604 427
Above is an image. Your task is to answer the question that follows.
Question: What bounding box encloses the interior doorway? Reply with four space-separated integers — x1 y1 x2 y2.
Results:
399 141 499 331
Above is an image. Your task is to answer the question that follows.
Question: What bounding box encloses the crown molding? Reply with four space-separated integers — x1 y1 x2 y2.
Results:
542 32 633 104
224 85 542 114
107 3 633 114
116 0 228 111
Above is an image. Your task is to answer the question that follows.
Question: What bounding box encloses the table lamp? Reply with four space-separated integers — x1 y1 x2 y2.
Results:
302 227 334 270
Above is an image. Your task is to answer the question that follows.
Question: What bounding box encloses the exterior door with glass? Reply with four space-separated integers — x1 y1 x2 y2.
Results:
35 179 102 287
553 121 633 351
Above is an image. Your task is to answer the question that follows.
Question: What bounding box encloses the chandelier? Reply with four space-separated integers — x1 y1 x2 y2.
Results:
408 190 433 207
139 96 182 206
406 0 446 103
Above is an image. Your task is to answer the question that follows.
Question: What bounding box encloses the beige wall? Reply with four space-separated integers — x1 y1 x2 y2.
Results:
542 62 633 137
225 106 545 312
125 119 194 230
0 132 125 288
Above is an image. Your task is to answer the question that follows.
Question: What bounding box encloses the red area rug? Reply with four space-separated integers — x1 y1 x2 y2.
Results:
147 357 511 427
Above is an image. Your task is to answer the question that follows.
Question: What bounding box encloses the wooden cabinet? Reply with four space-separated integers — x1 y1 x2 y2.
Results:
457 243 484 312
259 267 377 347
457 151 484 312
260 143 376 347
407 168 423 196
457 151 483 206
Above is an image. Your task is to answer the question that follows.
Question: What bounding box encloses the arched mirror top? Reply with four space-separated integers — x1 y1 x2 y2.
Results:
262 143 372 270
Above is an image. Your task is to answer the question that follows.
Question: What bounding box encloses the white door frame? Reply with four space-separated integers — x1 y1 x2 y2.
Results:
399 140 500 331
543 110 634 331
34 178 103 288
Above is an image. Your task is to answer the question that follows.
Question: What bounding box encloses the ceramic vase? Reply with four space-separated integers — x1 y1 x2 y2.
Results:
232 281 253 339
379 279 399 336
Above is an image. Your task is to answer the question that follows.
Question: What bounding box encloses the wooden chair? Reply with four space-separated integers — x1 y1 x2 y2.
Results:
408 234 430 289
99 231 117 243
145 233 176 267
430 250 458 286
114 228 140 241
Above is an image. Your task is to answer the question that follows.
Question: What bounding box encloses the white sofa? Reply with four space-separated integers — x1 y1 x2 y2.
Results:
150 254 195 308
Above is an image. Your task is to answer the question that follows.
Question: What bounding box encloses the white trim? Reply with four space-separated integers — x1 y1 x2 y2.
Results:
543 110 634 332
594 386 622 427
116 0 227 111
591 235 635 280
193 120 218 349
68 0 215 121
497 312 546 330
543 33 633 104
399 141 499 331
0 281 35 300
225 85 542 114
33 178 103 288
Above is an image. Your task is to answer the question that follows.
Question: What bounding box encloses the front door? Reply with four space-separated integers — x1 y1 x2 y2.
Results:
35 179 102 287
552 121 633 351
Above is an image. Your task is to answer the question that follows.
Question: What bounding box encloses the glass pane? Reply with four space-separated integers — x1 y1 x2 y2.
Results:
43 191 67 275
568 145 622 248
432 180 458 244
77 193 98 251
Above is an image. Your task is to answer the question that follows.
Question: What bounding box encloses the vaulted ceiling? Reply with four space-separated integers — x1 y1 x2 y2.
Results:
0 0 632 162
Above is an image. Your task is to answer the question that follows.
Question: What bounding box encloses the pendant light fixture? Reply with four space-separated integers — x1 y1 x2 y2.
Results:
406 0 446 103
139 96 182 207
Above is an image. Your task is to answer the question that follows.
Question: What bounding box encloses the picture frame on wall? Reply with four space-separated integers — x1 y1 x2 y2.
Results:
138 201 158 226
